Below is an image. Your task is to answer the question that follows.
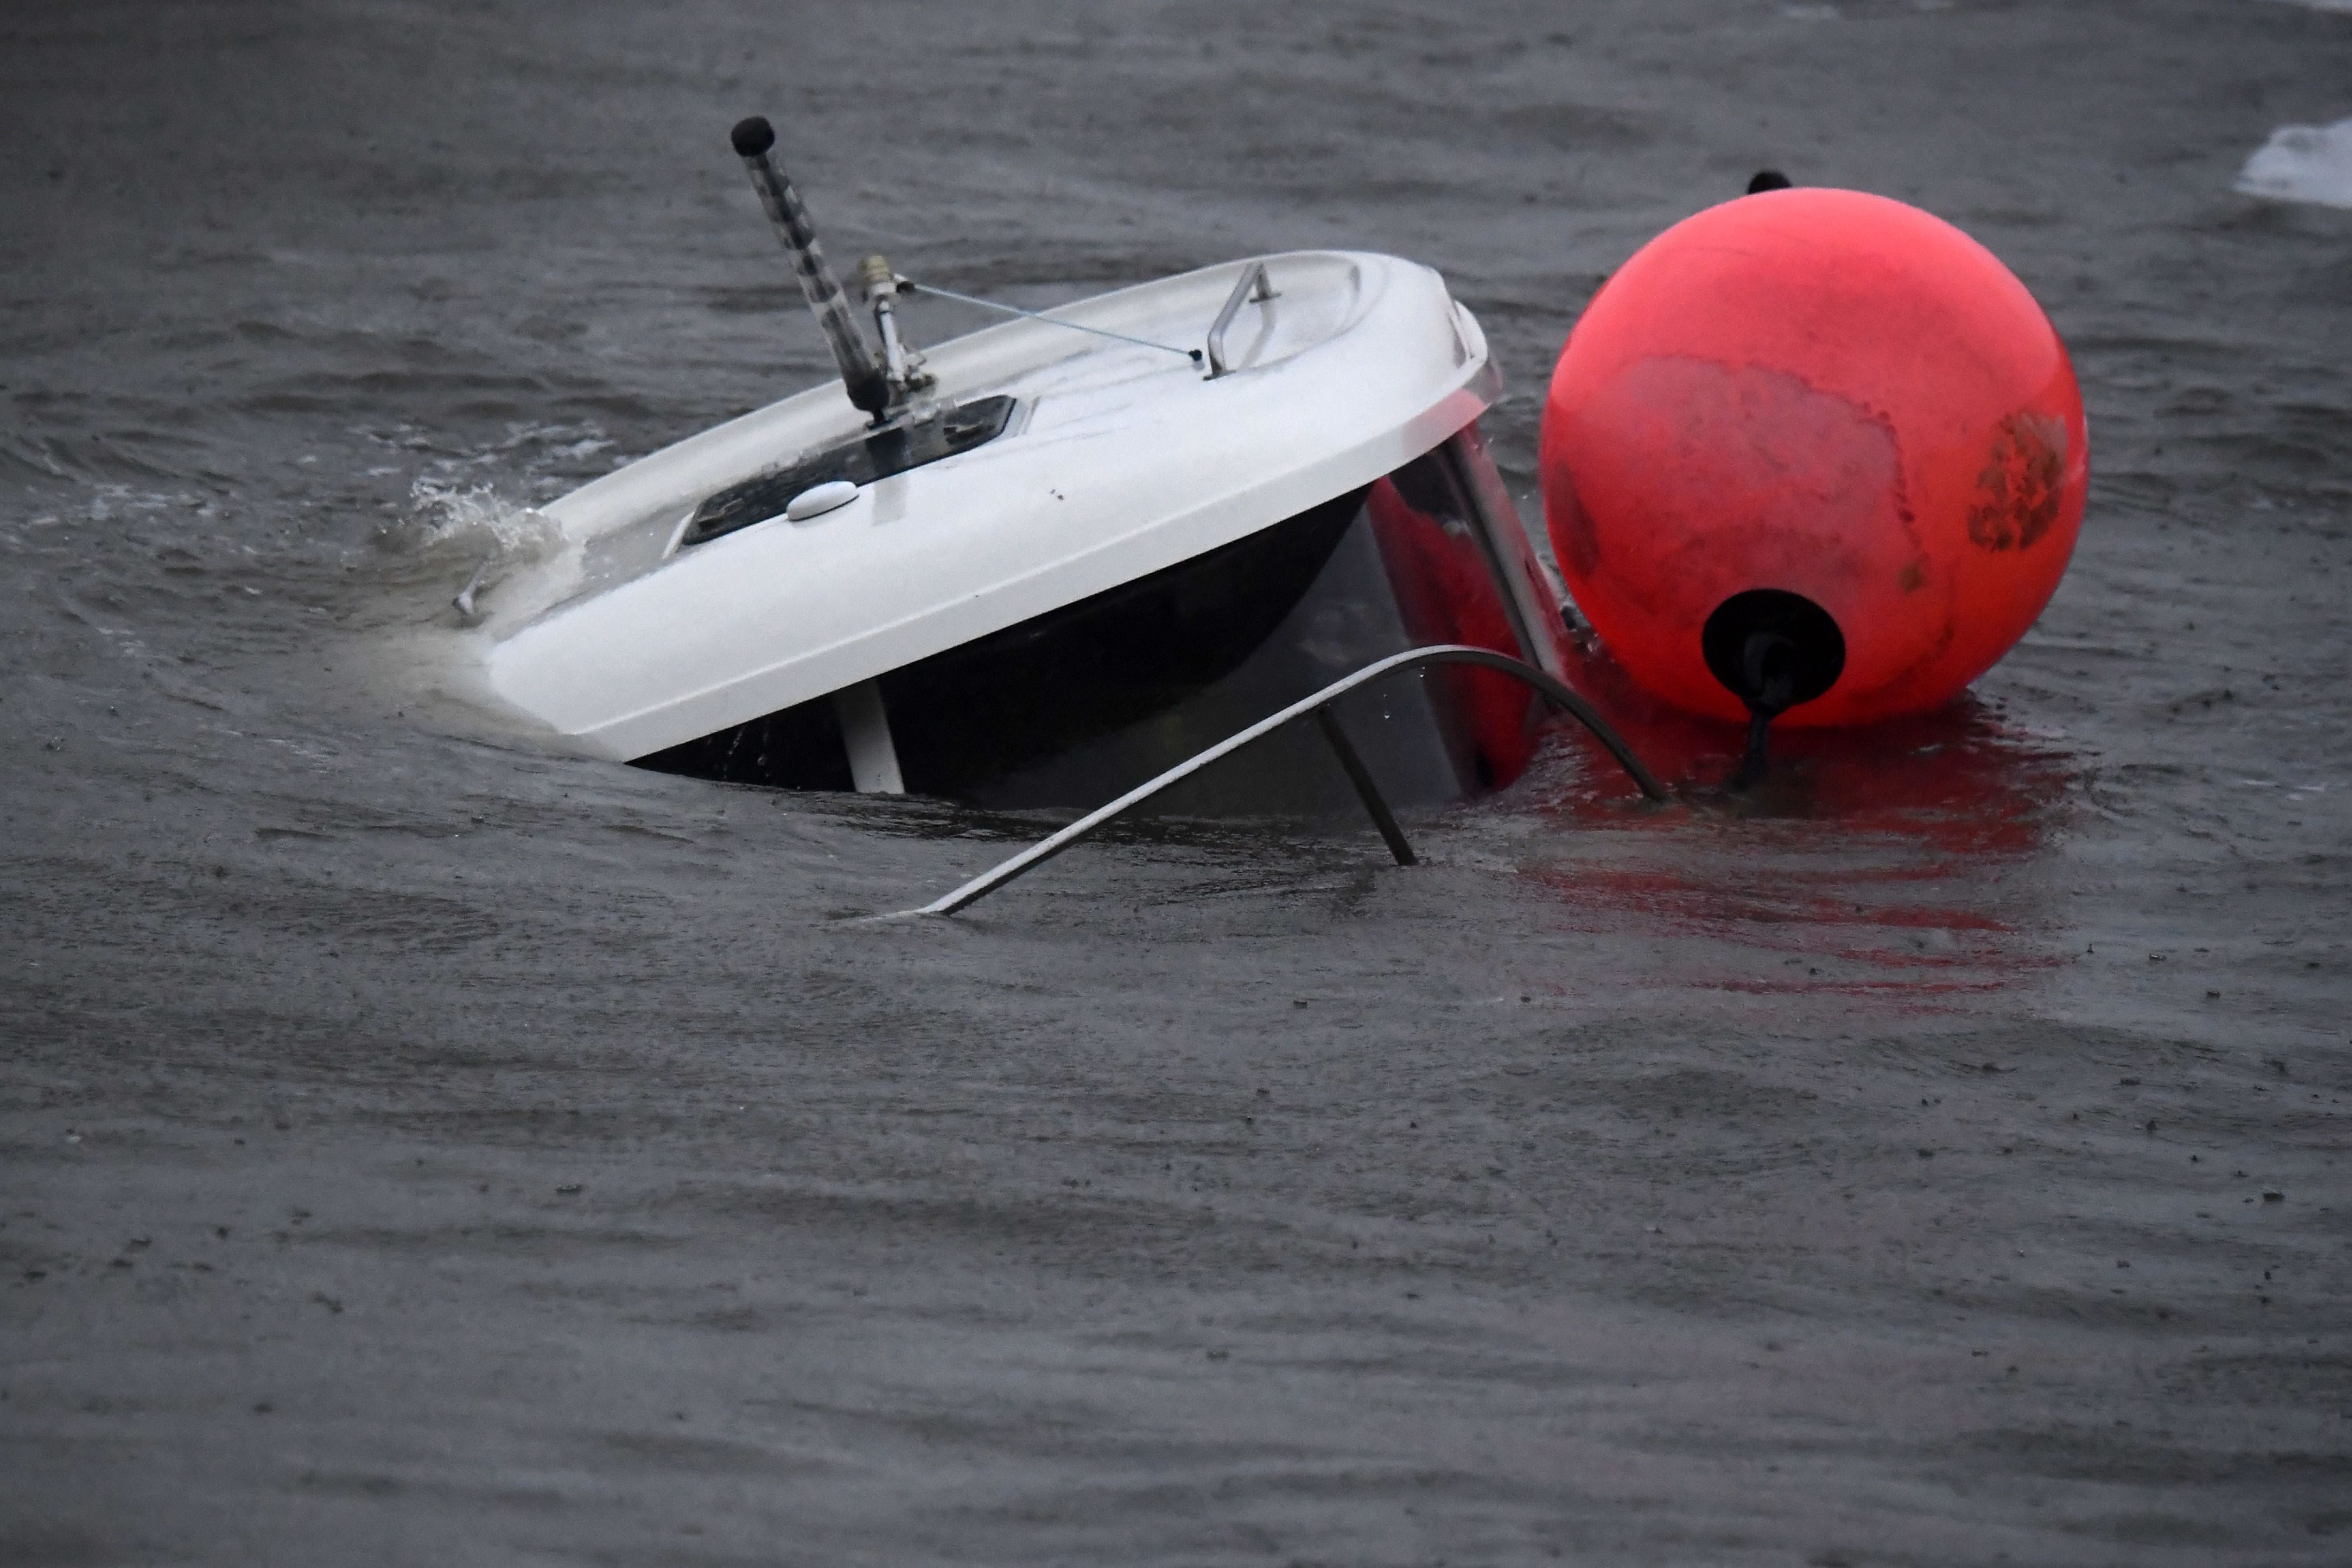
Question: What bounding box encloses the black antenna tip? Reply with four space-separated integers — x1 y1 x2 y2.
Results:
731 116 775 158
1747 168 1793 194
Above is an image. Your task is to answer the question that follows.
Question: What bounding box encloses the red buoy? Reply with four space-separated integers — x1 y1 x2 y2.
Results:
1540 187 2086 731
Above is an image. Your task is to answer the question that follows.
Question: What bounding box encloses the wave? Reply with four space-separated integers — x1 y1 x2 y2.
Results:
376 478 563 570
2237 117 2352 210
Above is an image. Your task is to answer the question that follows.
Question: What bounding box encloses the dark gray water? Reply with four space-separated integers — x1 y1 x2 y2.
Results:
5 3 2350 1563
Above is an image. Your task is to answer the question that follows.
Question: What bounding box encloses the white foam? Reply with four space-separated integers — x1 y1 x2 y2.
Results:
2235 117 2352 209
2263 1 2352 12
388 478 562 565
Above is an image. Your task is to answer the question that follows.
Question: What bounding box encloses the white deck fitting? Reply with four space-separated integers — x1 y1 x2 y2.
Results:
475 251 1501 761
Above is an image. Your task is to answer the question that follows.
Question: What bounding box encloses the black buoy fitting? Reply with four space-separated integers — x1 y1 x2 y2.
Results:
1747 168 1793 194
730 116 776 158
1701 589 1844 790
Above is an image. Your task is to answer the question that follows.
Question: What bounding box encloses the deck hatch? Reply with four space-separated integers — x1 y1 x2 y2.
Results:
680 394 1019 548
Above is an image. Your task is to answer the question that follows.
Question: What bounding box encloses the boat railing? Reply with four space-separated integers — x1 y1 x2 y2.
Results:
1204 261 1277 378
891 644 1665 917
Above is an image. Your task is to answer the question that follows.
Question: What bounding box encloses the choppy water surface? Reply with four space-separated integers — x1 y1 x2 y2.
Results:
4 3 2350 1563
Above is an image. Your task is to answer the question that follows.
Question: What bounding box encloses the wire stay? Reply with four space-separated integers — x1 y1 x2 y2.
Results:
900 279 1204 364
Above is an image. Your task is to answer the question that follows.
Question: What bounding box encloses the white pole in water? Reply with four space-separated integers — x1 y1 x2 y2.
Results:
831 680 905 795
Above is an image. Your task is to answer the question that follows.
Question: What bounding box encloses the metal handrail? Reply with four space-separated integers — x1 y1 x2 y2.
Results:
1203 260 1275 378
894 644 1665 917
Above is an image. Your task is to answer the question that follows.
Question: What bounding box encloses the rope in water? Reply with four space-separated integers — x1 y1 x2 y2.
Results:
898 279 1204 365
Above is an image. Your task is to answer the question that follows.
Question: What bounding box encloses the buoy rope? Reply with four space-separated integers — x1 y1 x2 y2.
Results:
1729 629 1798 790
898 279 1205 365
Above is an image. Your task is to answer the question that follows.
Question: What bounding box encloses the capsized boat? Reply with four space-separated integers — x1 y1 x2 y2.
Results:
465 116 1653 837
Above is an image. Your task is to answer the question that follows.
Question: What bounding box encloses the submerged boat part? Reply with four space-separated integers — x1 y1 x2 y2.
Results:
469 115 1635 828
891 644 1666 919
478 246 1540 805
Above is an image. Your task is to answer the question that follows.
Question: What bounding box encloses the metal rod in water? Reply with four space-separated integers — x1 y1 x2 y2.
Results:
729 116 893 419
899 279 1204 364
1313 709 1415 866
890 643 1665 918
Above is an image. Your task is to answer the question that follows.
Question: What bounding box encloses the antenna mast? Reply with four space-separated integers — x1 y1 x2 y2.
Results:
728 116 893 422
